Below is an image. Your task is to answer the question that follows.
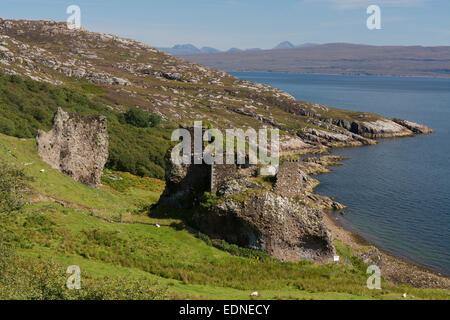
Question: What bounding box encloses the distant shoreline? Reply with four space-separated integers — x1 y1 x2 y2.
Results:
228 71 450 80
181 43 450 80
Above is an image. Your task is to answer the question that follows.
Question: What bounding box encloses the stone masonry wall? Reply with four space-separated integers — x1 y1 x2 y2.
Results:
35 108 109 188
274 159 309 198
211 163 237 194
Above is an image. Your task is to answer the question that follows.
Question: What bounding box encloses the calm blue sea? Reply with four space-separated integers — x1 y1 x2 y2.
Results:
231 72 450 276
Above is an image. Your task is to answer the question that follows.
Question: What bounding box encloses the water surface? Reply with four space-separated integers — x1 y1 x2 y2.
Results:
231 72 450 275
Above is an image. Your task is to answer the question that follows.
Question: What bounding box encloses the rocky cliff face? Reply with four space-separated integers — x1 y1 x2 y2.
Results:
331 118 415 138
36 108 109 187
392 119 434 134
192 176 335 263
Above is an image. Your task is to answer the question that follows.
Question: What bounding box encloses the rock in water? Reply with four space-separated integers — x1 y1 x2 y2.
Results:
35 108 109 187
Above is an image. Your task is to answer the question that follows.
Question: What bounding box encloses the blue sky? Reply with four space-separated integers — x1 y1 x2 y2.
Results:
1 0 449 49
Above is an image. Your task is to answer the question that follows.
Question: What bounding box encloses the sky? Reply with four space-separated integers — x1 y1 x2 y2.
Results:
1 0 449 50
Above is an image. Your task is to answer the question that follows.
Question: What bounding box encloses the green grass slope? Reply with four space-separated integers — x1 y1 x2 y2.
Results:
0 133 449 300
0 73 172 179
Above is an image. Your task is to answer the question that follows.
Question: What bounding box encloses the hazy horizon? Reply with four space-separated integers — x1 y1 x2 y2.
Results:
1 0 449 50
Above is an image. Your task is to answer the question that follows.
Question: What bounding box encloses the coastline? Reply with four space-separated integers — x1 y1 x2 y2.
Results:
302 125 450 290
229 71 450 80
323 211 450 289
308 149 450 289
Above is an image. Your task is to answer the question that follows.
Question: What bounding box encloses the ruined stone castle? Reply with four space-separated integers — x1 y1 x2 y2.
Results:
35 108 109 188
158 126 335 263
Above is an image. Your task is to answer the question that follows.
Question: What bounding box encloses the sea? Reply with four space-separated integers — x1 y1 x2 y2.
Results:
231 72 450 276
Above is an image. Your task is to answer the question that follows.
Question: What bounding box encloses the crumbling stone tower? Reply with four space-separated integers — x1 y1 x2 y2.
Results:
35 108 109 188
274 159 309 198
158 125 238 208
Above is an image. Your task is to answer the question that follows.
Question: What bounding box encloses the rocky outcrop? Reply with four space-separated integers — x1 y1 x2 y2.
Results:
193 177 335 262
331 119 413 138
392 118 434 134
84 71 131 86
35 108 109 187
298 127 376 147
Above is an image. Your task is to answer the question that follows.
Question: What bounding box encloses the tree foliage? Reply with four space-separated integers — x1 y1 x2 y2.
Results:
124 108 162 128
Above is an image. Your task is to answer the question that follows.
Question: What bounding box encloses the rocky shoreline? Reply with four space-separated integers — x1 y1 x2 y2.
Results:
311 152 450 290
156 118 444 285
324 212 450 289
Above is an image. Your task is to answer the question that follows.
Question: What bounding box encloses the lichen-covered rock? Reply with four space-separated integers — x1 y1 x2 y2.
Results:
35 108 108 187
193 177 336 263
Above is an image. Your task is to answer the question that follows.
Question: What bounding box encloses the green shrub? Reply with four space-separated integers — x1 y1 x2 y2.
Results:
124 108 151 128
149 113 162 128
199 192 222 210
124 108 162 128
0 162 32 213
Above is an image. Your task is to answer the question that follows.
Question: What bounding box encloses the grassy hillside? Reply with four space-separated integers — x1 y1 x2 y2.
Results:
0 19 399 151
0 133 448 300
0 73 172 179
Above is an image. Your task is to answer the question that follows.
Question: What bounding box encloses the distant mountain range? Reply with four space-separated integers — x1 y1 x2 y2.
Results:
273 41 295 50
180 43 450 78
158 41 319 56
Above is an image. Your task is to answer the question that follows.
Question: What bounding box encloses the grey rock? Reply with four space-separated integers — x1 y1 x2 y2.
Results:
392 118 434 134
35 108 109 187
193 178 335 263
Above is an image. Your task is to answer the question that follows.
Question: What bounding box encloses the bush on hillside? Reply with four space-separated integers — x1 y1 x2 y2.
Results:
149 112 162 127
124 108 162 128
0 162 32 213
